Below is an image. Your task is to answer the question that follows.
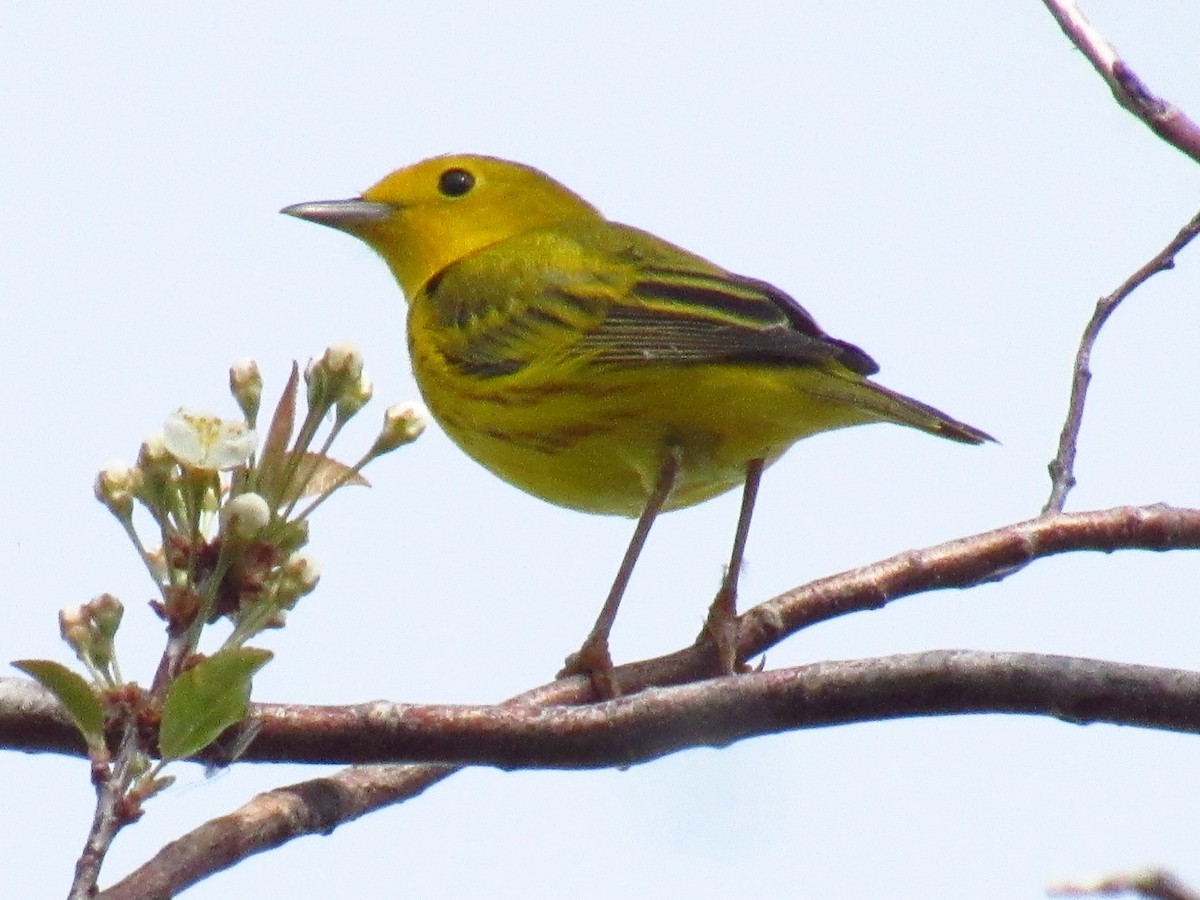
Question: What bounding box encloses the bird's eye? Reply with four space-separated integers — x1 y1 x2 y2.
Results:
438 168 475 197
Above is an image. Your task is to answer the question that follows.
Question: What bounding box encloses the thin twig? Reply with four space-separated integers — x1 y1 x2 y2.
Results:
1043 211 1200 512
68 720 139 899
1040 0 1200 163
1038 1 1200 511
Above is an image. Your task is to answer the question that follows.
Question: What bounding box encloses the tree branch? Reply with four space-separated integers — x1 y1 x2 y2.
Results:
1044 211 1200 512
1040 0 1200 164
9 503 1199 765
1036 4 1200 511
100 649 1200 898
89 503 1200 897
0 675 82 755
223 651 1200 767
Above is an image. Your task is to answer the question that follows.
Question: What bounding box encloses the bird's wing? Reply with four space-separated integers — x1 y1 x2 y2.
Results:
575 264 879 376
419 223 878 379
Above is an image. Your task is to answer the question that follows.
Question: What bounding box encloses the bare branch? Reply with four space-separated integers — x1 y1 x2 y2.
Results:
11 503 1200 765
0 676 81 755
1043 212 1200 512
69 722 140 900
1040 0 1200 163
92 503 1200 897
228 651 1200 767
101 649 1200 897
100 763 453 900
1037 5 1200 511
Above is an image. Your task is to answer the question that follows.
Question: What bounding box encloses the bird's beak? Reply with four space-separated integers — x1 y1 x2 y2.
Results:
280 198 395 233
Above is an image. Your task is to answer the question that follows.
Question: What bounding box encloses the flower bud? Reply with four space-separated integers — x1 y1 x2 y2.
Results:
229 358 263 425
94 462 143 520
370 401 428 456
323 342 364 381
88 593 124 642
336 371 374 422
138 431 174 469
279 551 321 601
307 342 364 411
58 604 93 656
220 492 271 538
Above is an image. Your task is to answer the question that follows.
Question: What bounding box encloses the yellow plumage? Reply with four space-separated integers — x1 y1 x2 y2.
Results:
284 154 990 693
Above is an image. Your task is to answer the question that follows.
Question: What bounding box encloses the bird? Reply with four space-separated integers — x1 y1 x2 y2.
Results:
282 153 992 696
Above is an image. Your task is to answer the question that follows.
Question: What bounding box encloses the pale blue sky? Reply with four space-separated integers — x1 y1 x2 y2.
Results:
2 3 1199 897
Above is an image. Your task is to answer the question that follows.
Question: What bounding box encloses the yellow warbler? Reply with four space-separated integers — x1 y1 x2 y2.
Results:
283 154 991 693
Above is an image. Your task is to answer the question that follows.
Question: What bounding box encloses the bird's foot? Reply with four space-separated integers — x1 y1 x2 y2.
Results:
699 587 746 676
558 637 619 699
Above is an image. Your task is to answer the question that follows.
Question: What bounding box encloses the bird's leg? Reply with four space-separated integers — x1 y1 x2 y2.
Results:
559 448 681 698
700 458 764 675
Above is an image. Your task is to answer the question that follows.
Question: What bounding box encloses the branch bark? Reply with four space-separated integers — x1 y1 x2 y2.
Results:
1043 210 1200 511
222 651 1200 767
98 649 1200 899
86 503 1200 897
1040 0 1200 163
8 504 1199 765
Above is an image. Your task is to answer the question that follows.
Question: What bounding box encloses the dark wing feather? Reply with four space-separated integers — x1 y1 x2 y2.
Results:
578 265 879 376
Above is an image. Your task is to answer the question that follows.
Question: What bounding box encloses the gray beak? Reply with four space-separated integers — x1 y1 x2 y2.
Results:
280 199 395 232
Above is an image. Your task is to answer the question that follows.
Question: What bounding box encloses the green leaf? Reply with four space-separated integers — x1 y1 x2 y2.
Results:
158 647 272 760
13 659 106 752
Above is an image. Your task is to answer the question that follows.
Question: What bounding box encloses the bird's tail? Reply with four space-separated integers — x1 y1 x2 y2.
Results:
819 377 994 445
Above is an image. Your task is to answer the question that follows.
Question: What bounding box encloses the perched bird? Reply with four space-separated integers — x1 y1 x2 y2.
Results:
283 154 991 695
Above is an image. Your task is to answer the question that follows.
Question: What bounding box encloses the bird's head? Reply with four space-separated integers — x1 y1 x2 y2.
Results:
282 154 599 297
